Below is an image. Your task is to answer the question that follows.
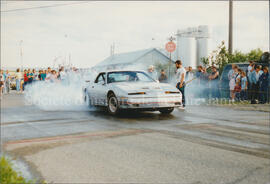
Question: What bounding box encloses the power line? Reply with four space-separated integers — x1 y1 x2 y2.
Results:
1 1 18 5
1 1 91 13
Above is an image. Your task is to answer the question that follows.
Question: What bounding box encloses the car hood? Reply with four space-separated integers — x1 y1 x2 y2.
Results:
112 82 178 93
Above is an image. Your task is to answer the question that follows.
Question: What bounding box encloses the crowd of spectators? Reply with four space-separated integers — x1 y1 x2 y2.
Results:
0 66 81 99
1 62 269 104
152 62 269 104
228 62 269 104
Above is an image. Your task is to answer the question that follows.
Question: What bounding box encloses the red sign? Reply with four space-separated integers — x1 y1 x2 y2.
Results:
165 41 176 53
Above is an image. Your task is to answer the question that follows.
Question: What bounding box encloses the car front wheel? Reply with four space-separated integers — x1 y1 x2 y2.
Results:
107 93 120 115
159 107 174 114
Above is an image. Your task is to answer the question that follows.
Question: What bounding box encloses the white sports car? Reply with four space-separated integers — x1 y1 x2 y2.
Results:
83 70 182 115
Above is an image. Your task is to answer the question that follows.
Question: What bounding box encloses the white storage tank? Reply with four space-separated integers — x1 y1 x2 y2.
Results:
196 25 212 66
196 38 211 66
176 37 197 68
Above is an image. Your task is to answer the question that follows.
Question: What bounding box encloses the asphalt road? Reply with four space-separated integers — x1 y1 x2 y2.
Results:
1 93 270 184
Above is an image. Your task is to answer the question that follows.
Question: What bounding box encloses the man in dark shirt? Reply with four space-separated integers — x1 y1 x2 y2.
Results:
259 66 269 104
158 69 168 83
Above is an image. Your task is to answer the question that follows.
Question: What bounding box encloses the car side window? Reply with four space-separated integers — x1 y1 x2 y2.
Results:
95 73 105 84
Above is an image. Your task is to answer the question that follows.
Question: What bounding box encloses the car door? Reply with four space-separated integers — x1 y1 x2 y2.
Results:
91 73 107 106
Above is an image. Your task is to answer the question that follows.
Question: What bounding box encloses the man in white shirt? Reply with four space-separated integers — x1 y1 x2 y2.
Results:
175 60 186 108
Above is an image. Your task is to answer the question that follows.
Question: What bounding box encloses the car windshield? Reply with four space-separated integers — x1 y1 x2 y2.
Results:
107 71 155 83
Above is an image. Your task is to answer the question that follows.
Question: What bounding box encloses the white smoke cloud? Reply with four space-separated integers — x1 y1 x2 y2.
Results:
23 70 95 111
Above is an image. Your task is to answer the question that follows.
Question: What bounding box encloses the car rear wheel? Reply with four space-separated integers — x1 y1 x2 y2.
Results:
107 93 119 115
84 93 91 107
159 107 174 114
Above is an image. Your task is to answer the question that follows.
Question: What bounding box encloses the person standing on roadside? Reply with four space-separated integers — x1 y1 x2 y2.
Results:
45 67 52 81
196 66 203 82
229 65 239 101
186 66 194 82
59 66 67 85
158 69 168 83
228 64 236 81
147 65 158 81
23 69 28 90
50 70 59 83
4 70 11 94
208 66 219 99
14 68 23 93
0 70 4 99
27 69 34 84
259 66 269 104
175 60 186 108
195 66 204 98
247 61 254 99
38 70 42 80
234 69 242 101
41 70 47 81
250 65 263 104
32 69 39 82
240 71 248 101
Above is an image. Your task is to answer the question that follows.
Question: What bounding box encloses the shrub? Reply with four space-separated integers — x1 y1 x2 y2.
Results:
0 156 33 184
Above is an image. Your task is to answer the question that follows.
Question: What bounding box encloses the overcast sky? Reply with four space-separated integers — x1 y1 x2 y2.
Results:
1 1 269 68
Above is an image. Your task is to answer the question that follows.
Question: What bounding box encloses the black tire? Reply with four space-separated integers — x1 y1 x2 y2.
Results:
107 93 120 115
84 93 91 107
159 107 174 114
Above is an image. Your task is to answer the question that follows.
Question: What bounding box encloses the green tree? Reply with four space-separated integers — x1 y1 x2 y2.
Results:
201 41 229 73
201 57 209 67
246 48 263 62
202 41 264 73
228 50 247 63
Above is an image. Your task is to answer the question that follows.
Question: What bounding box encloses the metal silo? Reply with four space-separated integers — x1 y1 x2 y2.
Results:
196 25 212 66
176 36 197 68
196 38 211 66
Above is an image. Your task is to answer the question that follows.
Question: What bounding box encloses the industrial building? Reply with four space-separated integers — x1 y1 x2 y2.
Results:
175 25 212 68
93 25 211 71
93 48 173 71
152 25 212 69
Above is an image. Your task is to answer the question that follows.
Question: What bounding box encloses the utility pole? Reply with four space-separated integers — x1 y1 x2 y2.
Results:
19 40 23 71
228 0 233 54
167 36 176 80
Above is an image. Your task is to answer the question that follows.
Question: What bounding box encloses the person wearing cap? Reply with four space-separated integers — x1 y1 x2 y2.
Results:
147 65 158 81
175 60 186 108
